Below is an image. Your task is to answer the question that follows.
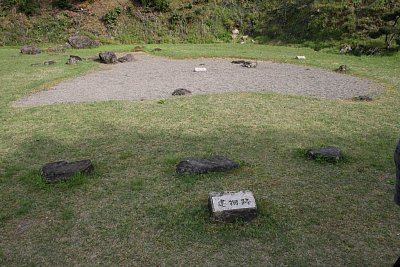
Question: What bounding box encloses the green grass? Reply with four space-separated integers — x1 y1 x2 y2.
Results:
0 44 399 266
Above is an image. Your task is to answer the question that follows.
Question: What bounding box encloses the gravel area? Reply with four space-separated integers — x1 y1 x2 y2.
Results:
15 54 384 107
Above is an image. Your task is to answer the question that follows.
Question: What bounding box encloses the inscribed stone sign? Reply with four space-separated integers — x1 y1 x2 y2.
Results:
208 191 257 222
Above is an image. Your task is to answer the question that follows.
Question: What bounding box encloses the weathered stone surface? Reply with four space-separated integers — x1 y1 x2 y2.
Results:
67 36 100 49
172 88 192 96
21 46 41 55
41 160 94 183
99 51 117 64
352 95 372 101
118 54 135 63
340 44 352 54
306 146 343 162
194 67 207 72
336 65 349 72
231 60 257 68
394 140 400 205
66 55 82 65
176 155 239 174
208 191 257 222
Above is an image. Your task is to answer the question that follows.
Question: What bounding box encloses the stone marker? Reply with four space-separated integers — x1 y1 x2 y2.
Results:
118 54 135 63
66 55 82 65
172 88 192 96
21 46 41 55
41 159 94 183
394 140 400 205
208 191 257 222
99 51 117 64
295 56 306 60
194 67 207 72
306 146 343 163
176 155 239 174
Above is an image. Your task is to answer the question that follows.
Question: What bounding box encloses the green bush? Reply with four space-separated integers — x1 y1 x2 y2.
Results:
140 0 170 12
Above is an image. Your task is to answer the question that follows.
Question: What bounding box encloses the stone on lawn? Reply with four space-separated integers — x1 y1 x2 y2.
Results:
152 48 162 52
176 155 239 174
21 46 41 55
118 54 135 63
41 159 94 183
336 65 349 72
99 51 117 64
44 61 56 65
172 88 192 96
295 56 306 60
394 140 400 205
67 36 100 49
353 95 372 101
306 146 343 162
208 191 257 222
66 55 82 65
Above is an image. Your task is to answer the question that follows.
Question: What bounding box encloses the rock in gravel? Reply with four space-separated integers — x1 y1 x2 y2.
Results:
231 60 257 68
208 191 257 222
353 95 372 101
99 51 117 64
394 140 400 205
306 146 343 163
41 159 94 183
21 46 41 55
67 36 100 49
172 88 192 96
176 155 239 174
118 54 135 63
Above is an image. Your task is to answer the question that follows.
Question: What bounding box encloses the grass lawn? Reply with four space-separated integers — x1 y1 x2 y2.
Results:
0 43 399 266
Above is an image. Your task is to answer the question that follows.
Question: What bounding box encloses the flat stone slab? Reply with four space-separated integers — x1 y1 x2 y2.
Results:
208 191 257 222
306 146 343 162
176 155 239 174
395 140 400 205
41 159 94 183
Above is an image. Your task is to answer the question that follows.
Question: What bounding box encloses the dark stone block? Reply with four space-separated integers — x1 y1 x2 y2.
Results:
99 51 117 64
176 155 239 174
21 46 41 55
41 160 94 183
118 54 135 63
231 60 257 68
306 146 343 163
336 65 349 72
67 36 100 49
152 48 162 52
172 88 192 96
394 140 400 206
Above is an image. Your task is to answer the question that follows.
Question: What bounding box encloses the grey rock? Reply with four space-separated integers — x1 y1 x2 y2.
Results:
67 36 100 49
340 44 352 54
232 60 257 68
118 54 135 63
21 46 41 55
176 155 239 174
152 48 162 52
172 88 192 96
66 55 82 65
394 140 400 205
336 65 349 72
41 159 94 183
99 51 117 64
306 146 343 162
353 95 372 101
208 191 257 222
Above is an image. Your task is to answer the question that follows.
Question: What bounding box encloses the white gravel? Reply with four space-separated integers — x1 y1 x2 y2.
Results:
15 54 384 107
